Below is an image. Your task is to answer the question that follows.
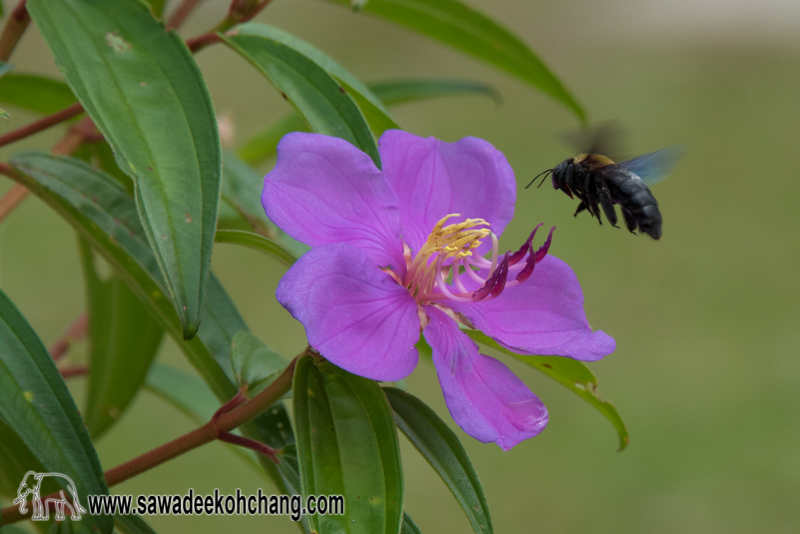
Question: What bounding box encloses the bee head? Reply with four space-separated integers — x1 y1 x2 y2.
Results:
547 159 577 199
552 159 574 188
525 158 574 191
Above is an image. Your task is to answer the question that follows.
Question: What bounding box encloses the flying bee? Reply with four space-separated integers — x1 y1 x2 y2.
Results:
527 146 683 240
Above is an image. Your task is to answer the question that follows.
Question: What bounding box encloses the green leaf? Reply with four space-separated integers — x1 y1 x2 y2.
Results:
322 0 585 123
79 239 164 438
218 151 310 258
220 150 276 236
465 330 629 451
0 108 9 120
385 387 492 534
237 77 497 166
293 356 403 534
220 22 381 167
9 152 232 400
227 23 398 138
237 114 308 166
215 229 296 268
0 418 46 498
114 514 157 534
145 363 294 466
0 74 77 115
401 513 422 534
85 141 135 195
144 363 222 425
8 152 295 472
275 444 302 496
0 288 111 533
143 363 265 470
370 78 500 106
143 0 167 18
231 330 290 397
415 336 432 361
29 0 222 339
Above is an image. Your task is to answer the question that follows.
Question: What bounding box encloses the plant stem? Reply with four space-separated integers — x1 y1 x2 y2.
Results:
0 183 26 224
0 0 30 62
166 0 203 31
59 365 89 378
105 356 297 486
0 3 220 157
0 103 85 150
0 0 230 223
186 32 221 52
0 113 92 223
49 313 88 361
0 0 220 155
50 119 93 156
217 431 279 462
0 356 299 526
215 0 273 33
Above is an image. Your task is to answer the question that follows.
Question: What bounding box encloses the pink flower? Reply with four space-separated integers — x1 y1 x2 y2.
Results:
263 131 615 450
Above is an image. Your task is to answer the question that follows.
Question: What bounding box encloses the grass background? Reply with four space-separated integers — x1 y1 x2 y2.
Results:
1 0 798 532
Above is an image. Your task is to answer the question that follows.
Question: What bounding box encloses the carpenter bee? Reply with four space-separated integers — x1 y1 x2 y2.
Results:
527 146 683 240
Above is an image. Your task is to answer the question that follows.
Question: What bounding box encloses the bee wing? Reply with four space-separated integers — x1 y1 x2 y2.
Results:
618 146 685 186
561 122 627 161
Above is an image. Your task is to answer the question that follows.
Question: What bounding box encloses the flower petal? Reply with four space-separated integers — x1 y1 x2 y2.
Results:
263 132 405 272
277 243 420 381
450 255 615 361
423 306 548 450
379 130 516 255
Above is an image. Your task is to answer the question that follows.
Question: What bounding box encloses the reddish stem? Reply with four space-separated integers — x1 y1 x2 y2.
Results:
0 356 299 526
186 32 221 52
49 314 88 361
0 115 94 223
0 103 85 150
104 357 297 487
0 0 30 62
215 0 273 32
166 0 203 31
0 183 27 224
218 431 279 463
59 365 89 378
212 389 247 421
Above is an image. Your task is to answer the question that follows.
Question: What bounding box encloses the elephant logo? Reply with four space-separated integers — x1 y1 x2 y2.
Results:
12 471 87 521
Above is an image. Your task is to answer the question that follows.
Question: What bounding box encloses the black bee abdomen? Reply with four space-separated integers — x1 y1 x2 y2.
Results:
638 204 663 239
606 166 662 239
552 161 663 240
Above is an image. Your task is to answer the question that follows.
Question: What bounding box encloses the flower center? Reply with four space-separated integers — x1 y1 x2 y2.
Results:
401 214 554 305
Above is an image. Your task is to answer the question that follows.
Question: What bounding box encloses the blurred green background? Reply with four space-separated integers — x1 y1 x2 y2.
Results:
1 0 799 532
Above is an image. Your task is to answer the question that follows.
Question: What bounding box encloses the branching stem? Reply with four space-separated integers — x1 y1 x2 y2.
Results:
0 356 299 526
0 103 85 150
215 0 274 33
0 0 30 62
0 113 93 224
186 32 221 52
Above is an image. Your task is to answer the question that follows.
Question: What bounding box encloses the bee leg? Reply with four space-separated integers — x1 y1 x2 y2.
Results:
564 163 577 195
574 202 587 217
597 183 619 228
621 208 638 234
584 175 602 224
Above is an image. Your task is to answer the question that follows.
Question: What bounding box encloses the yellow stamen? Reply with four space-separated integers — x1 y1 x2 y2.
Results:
404 213 492 300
